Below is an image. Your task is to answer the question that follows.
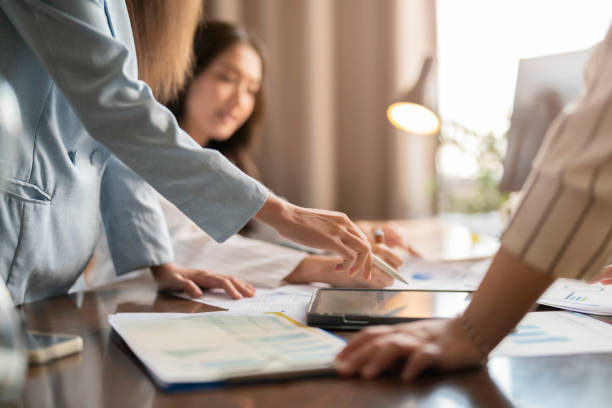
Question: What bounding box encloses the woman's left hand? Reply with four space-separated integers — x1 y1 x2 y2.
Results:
151 263 256 299
335 318 484 381
357 221 422 257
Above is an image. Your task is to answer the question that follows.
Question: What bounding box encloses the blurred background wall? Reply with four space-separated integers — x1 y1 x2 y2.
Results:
203 0 438 220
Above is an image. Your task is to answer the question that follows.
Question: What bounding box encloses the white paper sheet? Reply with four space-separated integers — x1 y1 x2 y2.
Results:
108 312 345 387
537 278 612 316
174 284 316 324
390 258 488 291
492 311 612 357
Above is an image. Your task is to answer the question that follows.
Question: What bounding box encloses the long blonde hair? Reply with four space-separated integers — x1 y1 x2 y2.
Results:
126 0 203 103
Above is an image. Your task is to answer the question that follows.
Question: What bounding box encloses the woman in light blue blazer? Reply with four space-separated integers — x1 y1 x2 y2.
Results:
0 0 373 304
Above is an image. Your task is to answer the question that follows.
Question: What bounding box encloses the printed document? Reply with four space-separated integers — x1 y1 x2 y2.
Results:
108 312 345 389
492 311 612 357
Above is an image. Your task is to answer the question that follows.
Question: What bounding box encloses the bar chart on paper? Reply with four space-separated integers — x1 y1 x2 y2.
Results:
538 279 612 316
491 312 612 357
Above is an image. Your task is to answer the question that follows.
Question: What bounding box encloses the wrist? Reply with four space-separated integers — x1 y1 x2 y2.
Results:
151 263 174 276
456 314 490 363
254 194 290 229
284 258 313 284
285 255 333 284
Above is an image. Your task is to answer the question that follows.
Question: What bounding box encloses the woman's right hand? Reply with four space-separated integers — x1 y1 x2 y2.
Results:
285 244 403 288
255 194 373 279
335 317 484 381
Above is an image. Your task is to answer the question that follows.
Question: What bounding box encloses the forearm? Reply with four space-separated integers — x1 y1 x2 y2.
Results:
253 194 288 230
464 246 556 350
2 0 267 242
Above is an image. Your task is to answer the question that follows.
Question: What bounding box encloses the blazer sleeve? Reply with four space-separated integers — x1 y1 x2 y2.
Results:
501 26 612 281
0 0 268 242
100 156 174 275
159 196 307 288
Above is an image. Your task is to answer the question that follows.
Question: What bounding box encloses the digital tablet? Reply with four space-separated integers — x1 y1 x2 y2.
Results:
307 288 471 330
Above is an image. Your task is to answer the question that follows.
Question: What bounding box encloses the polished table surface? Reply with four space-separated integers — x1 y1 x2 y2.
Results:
18 274 612 408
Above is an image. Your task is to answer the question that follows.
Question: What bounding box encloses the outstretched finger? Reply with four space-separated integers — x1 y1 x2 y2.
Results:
229 276 256 297
360 336 413 379
401 348 437 382
335 340 379 376
337 325 395 360
346 225 373 279
381 226 422 257
332 240 358 274
174 275 203 298
212 277 243 299
405 245 423 258
340 235 370 278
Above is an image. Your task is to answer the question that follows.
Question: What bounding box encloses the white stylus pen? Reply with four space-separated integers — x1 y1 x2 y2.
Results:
372 254 410 285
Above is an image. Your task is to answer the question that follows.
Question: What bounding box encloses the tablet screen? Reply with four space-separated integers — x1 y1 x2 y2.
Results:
310 289 471 319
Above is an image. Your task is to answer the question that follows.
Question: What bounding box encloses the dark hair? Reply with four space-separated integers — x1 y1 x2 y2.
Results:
166 21 266 179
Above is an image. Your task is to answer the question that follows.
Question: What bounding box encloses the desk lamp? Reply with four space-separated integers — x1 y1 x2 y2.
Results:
387 57 440 135
387 102 439 135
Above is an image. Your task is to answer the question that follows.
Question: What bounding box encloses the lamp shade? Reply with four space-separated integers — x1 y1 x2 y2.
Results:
387 57 439 135
387 102 440 135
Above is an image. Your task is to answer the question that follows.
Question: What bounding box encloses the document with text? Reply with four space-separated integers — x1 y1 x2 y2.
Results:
109 311 345 390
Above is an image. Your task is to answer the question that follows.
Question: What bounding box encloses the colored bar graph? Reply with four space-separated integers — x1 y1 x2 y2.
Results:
563 291 588 302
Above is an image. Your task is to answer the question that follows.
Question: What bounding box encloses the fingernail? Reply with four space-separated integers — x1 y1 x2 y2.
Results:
334 361 350 373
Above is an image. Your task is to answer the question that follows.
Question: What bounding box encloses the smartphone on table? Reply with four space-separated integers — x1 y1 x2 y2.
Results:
25 331 83 364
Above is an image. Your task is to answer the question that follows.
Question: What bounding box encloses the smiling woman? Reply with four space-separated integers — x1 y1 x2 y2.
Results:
180 41 262 146
167 22 266 178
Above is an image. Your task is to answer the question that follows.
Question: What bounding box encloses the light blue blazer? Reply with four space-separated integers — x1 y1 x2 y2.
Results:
0 0 268 304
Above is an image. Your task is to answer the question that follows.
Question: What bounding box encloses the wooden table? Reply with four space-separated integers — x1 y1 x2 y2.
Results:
18 275 612 408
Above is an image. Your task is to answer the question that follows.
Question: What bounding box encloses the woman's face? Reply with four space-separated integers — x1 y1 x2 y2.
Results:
184 43 262 145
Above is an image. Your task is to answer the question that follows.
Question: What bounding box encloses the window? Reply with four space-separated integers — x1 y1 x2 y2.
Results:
436 0 612 181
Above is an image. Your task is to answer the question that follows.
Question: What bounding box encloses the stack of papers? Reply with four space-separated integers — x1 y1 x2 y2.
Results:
108 311 345 390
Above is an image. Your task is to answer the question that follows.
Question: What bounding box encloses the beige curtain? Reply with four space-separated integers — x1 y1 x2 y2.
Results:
204 0 437 219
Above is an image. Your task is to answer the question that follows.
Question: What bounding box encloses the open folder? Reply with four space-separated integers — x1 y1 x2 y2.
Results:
108 312 345 390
